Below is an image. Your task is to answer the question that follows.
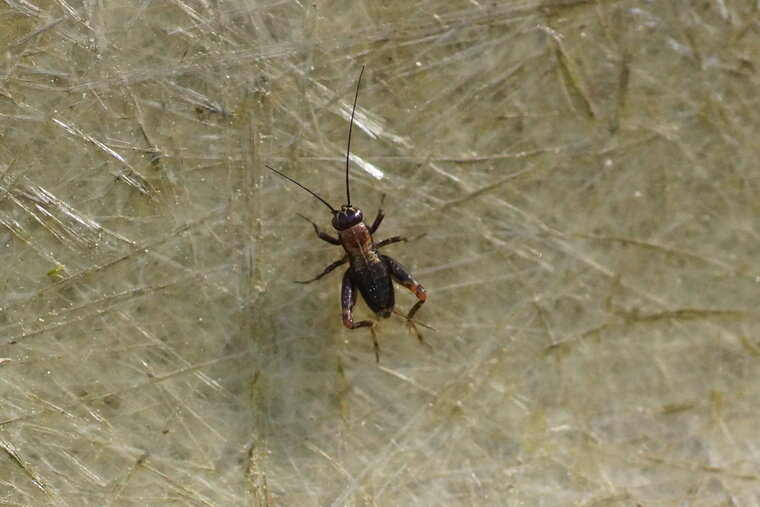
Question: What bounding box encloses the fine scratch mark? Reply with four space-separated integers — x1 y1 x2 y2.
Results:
0 439 53 497
51 117 155 195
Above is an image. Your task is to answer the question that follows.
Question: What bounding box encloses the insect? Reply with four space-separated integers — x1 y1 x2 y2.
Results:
265 66 427 361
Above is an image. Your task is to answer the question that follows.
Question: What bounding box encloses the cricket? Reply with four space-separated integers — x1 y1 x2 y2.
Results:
265 66 428 361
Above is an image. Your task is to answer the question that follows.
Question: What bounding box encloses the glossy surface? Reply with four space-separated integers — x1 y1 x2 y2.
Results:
339 220 394 317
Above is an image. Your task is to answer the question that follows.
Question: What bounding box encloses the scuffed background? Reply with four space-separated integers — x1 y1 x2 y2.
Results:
1 1 759 505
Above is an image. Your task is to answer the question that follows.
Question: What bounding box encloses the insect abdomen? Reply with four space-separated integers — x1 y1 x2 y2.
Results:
340 223 395 318
355 264 394 317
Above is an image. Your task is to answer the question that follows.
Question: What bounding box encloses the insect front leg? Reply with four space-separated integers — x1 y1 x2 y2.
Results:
341 268 380 361
296 255 347 284
383 255 427 342
368 209 384 234
297 213 340 245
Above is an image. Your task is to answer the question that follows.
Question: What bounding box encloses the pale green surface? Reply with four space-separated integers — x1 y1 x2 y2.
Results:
1 1 759 505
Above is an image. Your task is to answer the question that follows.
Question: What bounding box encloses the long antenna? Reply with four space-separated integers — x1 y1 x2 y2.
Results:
345 65 365 206
265 165 338 214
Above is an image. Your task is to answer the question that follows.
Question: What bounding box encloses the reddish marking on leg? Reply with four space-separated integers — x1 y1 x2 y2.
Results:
411 283 426 301
342 310 352 329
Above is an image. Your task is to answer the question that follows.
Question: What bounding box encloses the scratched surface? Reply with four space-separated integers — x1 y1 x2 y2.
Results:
1 1 759 505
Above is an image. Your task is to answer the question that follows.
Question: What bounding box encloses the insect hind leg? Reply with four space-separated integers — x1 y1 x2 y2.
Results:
383 255 428 343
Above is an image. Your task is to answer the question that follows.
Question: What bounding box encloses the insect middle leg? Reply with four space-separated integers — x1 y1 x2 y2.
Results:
341 268 379 361
383 255 427 342
296 255 347 284
376 236 407 249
